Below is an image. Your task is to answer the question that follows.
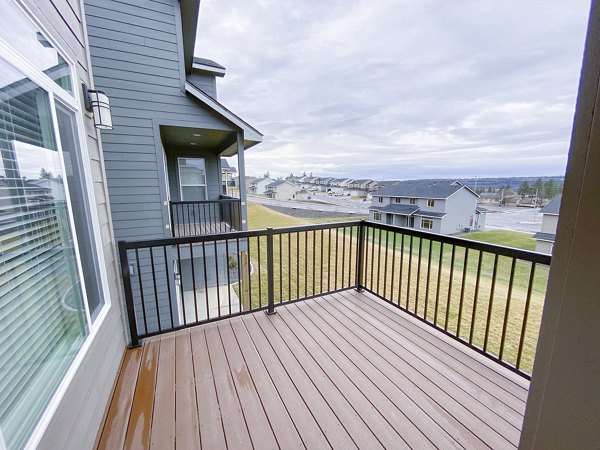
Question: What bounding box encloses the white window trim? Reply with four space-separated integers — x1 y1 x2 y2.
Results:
409 198 417 204
373 211 382 221
421 218 434 229
1 2 113 448
178 157 207 200
427 199 435 207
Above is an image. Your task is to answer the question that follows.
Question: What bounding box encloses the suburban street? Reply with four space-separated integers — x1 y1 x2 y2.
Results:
249 193 370 215
483 205 543 233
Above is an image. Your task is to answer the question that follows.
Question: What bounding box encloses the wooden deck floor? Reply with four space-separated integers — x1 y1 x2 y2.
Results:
97 290 529 449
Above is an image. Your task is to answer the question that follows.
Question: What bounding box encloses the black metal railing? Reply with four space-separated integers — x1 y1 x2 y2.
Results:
118 220 551 378
169 197 241 237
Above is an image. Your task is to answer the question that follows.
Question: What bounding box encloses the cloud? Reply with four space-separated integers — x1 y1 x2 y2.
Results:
195 0 590 180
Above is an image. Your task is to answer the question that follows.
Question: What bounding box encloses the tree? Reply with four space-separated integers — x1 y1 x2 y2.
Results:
544 179 558 199
302 171 307 177
532 178 544 199
39 168 53 179
264 171 271 179
518 180 531 196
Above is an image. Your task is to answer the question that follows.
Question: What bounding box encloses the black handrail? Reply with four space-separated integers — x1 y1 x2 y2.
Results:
118 220 551 378
169 198 242 237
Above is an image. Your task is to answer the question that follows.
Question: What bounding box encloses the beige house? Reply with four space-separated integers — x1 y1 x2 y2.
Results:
265 180 298 200
533 194 561 254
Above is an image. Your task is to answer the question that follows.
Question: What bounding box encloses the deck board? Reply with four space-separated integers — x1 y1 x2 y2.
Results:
97 289 529 449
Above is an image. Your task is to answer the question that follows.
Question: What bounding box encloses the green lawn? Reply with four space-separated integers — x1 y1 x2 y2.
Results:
460 230 537 251
247 202 365 229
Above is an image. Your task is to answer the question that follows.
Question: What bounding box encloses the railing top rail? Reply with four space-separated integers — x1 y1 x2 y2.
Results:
366 221 552 265
170 199 241 205
119 220 363 250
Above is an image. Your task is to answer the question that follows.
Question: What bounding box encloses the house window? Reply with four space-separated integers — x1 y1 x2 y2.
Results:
421 218 434 229
0 3 108 448
178 157 207 200
373 211 382 221
427 199 435 207
394 197 402 203
409 198 417 204
378 196 383 203
408 216 415 227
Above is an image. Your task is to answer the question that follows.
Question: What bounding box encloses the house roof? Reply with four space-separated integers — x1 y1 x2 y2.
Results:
540 194 562 215
369 204 420 215
185 81 263 149
353 179 373 184
532 232 556 242
373 180 476 199
414 211 447 218
193 57 226 70
220 158 237 173
266 180 289 188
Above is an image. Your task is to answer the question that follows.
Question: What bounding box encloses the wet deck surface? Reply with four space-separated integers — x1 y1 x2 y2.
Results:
97 289 529 449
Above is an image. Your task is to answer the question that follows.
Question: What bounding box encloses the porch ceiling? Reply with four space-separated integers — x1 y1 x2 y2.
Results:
160 125 236 154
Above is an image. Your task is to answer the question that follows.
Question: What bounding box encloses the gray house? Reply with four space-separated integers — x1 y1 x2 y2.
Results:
265 180 298 200
533 194 562 254
370 180 486 234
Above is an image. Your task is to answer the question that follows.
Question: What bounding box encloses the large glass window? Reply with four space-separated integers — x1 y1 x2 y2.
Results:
178 157 207 200
0 60 88 450
0 2 105 448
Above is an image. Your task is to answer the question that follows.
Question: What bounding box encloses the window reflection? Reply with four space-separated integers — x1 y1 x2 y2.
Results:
0 1 72 92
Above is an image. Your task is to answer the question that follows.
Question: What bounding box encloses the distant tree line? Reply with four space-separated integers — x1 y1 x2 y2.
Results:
517 178 562 199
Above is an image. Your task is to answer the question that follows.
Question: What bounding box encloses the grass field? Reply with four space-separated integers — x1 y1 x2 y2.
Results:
237 202 547 374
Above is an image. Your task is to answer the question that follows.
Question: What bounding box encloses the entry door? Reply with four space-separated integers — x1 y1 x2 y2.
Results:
408 216 415 228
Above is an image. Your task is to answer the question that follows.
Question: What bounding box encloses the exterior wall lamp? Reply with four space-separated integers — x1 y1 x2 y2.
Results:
82 83 113 130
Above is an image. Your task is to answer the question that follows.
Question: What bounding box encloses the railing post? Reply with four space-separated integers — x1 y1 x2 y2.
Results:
356 221 365 292
266 227 276 315
118 241 141 348
168 201 175 237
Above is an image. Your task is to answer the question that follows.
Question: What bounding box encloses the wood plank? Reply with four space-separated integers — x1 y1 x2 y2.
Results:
174 330 201 449
229 317 323 449
150 334 175 449
203 323 254 449
345 289 529 403
292 300 484 449
329 292 525 429
215 322 279 450
242 313 349 449
262 309 387 450
277 304 420 449
124 339 160 450
311 296 517 448
96 347 143 450
189 327 227 449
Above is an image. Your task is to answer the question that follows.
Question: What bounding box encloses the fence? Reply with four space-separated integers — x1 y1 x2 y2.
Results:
169 197 241 237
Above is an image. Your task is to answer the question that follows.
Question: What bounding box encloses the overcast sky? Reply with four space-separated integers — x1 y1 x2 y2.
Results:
194 0 590 180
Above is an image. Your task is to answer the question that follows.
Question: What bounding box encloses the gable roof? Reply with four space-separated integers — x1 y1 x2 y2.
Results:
540 194 562 215
185 82 263 146
266 180 295 188
373 180 477 199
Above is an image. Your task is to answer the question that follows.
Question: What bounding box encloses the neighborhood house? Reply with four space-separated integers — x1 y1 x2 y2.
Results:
369 180 486 234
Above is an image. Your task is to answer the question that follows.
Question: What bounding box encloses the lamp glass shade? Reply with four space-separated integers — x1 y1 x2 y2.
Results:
89 90 113 130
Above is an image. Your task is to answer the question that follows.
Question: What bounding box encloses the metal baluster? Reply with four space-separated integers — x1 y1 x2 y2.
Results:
457 248 469 337
516 263 537 369
415 237 422 315
483 254 499 352
499 258 517 360
469 251 484 344
135 248 148 335
444 245 456 331
163 246 174 329
434 243 444 325
266 228 276 315
149 246 162 332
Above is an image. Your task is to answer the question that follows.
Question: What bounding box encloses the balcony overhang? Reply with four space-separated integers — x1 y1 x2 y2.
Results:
185 81 262 155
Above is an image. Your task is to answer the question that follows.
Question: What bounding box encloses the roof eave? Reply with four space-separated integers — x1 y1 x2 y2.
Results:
179 0 201 75
185 81 263 147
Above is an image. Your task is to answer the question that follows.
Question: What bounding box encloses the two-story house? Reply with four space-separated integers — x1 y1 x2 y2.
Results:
264 180 298 200
370 180 486 234
533 194 562 253
249 177 274 195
